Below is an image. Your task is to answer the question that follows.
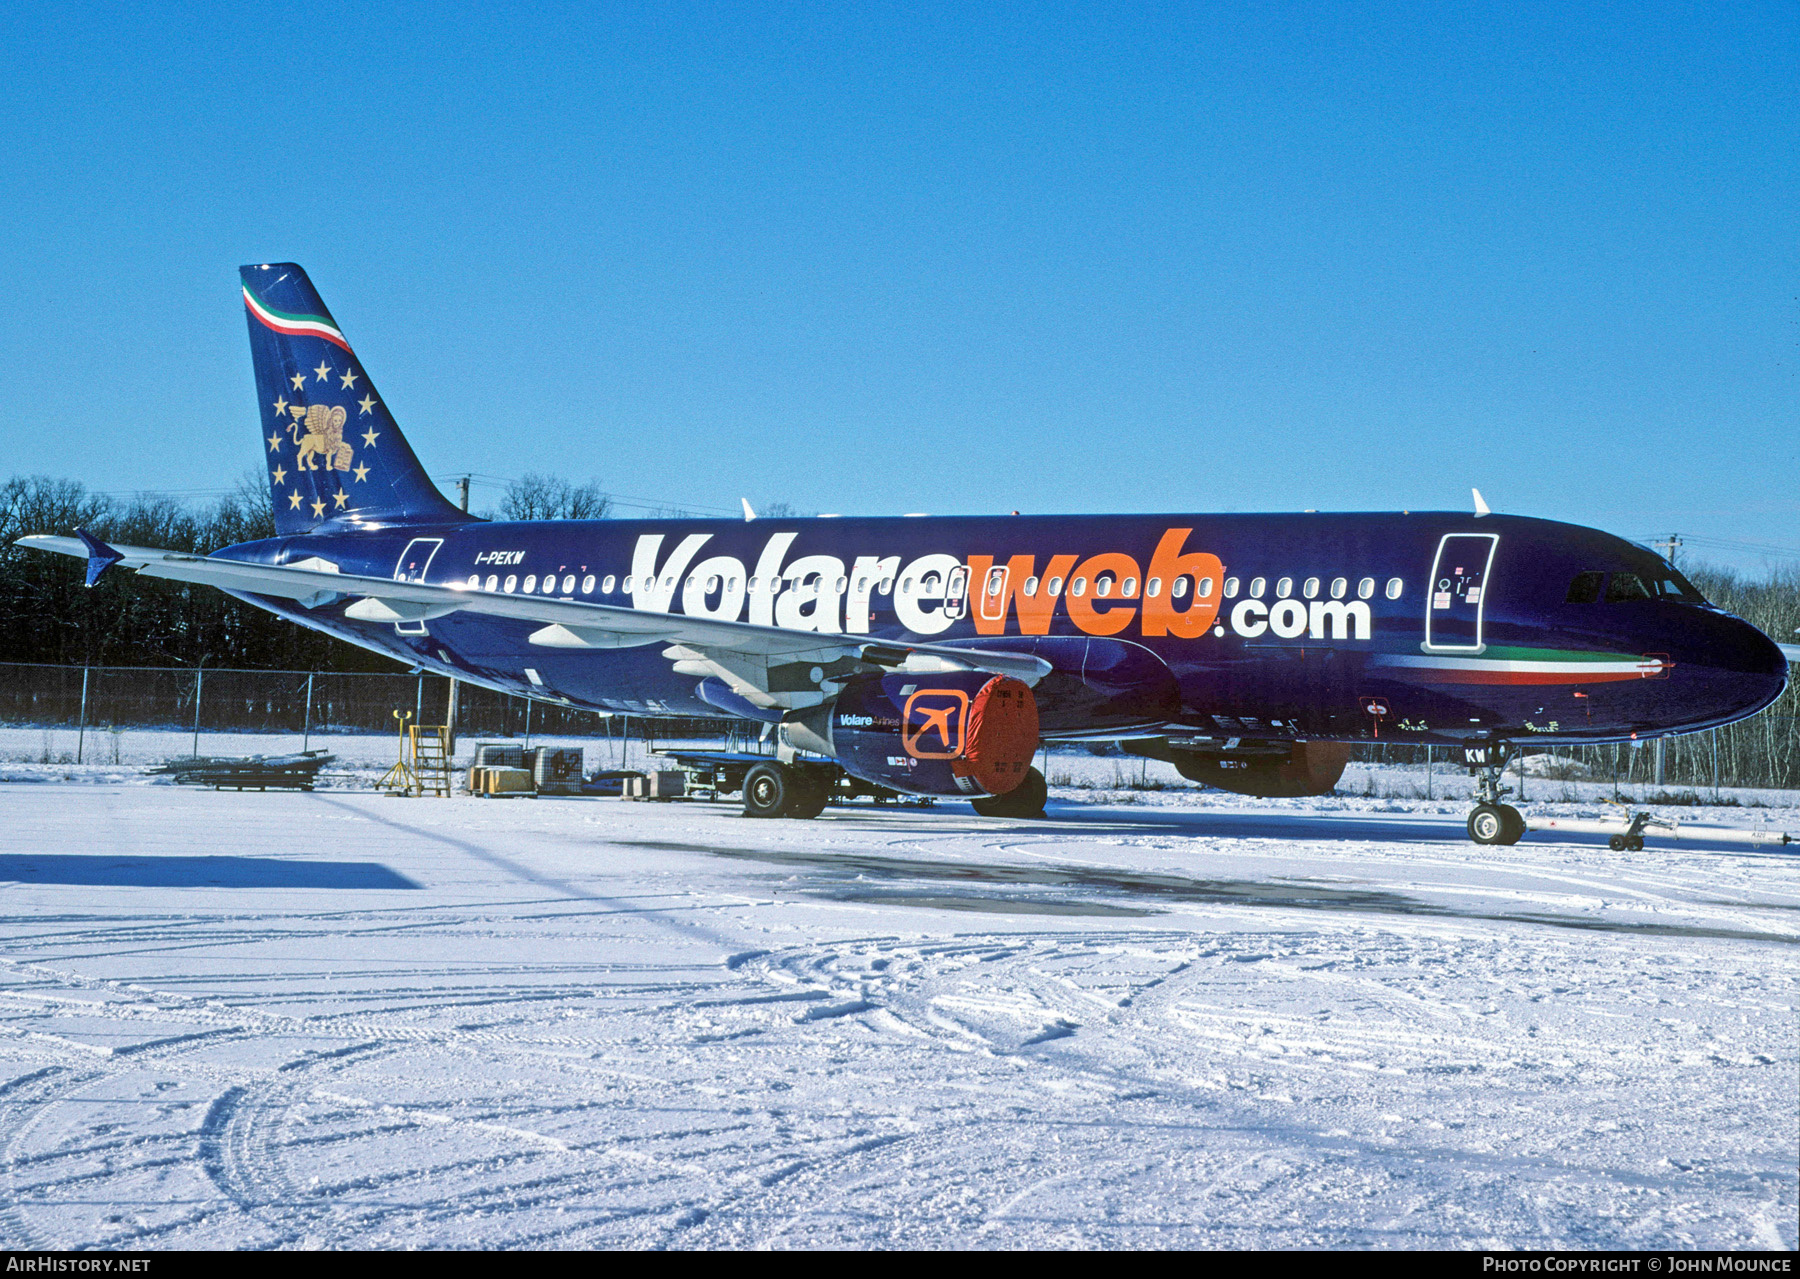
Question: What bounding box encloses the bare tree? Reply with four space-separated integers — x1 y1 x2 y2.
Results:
498 473 613 521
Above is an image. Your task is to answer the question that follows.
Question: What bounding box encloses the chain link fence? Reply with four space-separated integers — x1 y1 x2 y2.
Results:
0 661 736 759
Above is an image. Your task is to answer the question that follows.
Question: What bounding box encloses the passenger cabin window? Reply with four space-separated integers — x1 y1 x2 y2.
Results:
1172 578 1190 599
602 575 615 593
1046 576 1064 596
1385 577 1403 599
1122 577 1138 598
561 575 575 593
1223 577 1240 598
1357 577 1374 599
1249 577 1266 599
503 575 518 593
1024 576 1040 596
466 574 480 589
1606 572 1652 603
485 575 498 592
1146 578 1162 598
1566 571 1604 604
1330 577 1347 599
1197 576 1214 599
1302 577 1320 599
1071 577 1088 597
1276 577 1294 599
581 575 595 594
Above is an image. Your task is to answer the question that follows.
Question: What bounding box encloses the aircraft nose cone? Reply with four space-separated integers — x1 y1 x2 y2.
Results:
1700 615 1788 723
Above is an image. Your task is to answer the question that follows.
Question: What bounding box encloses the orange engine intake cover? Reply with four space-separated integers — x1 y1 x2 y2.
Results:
950 676 1040 795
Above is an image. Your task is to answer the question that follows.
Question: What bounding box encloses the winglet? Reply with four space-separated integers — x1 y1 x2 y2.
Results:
741 498 757 522
1472 488 1492 518
73 527 125 588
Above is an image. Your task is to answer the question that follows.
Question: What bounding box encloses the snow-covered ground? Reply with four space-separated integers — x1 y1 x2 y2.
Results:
0 769 1793 1249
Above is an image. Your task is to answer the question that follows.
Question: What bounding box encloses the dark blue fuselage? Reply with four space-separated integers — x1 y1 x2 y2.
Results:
216 509 1786 749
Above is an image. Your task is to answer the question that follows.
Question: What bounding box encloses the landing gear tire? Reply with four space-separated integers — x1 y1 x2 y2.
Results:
1468 803 1524 846
742 762 829 819
743 762 793 818
786 773 830 819
971 767 1048 819
1609 834 1644 852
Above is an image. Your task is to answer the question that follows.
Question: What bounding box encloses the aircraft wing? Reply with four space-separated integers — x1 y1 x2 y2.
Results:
17 534 1050 712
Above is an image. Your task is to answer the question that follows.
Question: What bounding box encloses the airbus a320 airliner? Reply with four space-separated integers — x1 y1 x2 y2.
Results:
20 265 1789 843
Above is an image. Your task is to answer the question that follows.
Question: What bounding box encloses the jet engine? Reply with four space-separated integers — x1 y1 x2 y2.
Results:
784 671 1039 798
1123 738 1350 798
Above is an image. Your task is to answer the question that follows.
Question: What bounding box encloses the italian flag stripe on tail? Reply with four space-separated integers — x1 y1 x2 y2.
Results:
243 286 353 353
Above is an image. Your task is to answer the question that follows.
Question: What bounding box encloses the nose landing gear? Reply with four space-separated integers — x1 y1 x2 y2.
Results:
1465 744 1526 845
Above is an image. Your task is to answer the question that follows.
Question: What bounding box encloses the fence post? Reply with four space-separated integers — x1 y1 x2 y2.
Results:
191 659 206 759
415 674 423 726
76 665 89 764
524 697 533 749
1711 729 1719 801
302 672 314 753
1425 745 1432 800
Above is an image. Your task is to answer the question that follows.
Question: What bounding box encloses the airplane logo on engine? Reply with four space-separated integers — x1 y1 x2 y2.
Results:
902 689 969 759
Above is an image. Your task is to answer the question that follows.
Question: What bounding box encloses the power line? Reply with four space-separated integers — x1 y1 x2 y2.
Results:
1633 533 1800 562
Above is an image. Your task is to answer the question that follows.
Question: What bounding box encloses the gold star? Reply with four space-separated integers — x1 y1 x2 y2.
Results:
267 431 282 452
357 394 377 415
313 361 331 382
290 372 306 391
333 490 348 509
340 367 358 389
352 462 370 482
272 396 288 415
310 497 326 518
271 465 286 485
288 490 303 509
362 427 379 448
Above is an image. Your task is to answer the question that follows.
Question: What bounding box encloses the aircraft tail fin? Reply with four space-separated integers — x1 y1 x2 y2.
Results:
241 264 464 536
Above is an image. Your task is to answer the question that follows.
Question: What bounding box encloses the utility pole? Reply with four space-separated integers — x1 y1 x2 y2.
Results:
1654 534 1682 568
447 476 471 757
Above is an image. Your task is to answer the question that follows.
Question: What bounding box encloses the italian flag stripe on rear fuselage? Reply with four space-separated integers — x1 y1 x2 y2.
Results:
1375 649 1668 685
243 287 353 353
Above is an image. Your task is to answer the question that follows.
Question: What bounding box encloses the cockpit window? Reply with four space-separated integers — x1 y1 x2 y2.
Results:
1650 571 1706 604
1566 571 1604 604
1605 572 1652 603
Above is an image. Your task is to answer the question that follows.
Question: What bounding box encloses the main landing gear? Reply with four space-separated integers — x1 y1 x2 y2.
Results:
1465 744 1526 846
738 761 1049 820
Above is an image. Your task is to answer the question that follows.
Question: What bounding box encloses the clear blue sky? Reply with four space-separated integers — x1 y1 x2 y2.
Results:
1 2 1794 572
